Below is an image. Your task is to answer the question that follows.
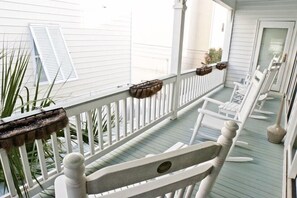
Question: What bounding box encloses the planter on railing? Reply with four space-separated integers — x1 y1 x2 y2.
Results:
129 79 163 99
216 61 228 70
196 63 212 76
0 108 68 150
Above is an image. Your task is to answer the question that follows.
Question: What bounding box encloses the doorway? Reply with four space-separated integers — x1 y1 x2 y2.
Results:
252 21 295 92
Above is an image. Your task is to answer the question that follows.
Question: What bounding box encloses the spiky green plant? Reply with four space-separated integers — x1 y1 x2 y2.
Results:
0 42 58 197
0 43 31 197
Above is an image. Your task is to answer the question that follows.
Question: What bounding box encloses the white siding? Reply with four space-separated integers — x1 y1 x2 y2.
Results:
226 1 297 87
0 0 131 102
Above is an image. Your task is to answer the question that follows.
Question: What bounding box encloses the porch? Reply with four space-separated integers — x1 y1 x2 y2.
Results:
0 66 284 197
42 87 283 198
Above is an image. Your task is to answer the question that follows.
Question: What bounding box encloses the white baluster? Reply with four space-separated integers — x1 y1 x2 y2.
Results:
115 101 120 141
122 99 127 137
36 139 48 180
142 98 147 127
96 107 104 150
63 125 72 153
19 145 34 187
147 97 151 124
74 115 84 154
136 99 140 130
51 133 62 172
129 98 134 134
86 111 95 155
0 149 17 197
169 83 174 111
161 87 166 116
106 104 112 145
156 92 161 118
152 95 157 121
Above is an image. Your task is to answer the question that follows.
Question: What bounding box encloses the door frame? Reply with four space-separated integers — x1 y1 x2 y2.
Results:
251 19 296 92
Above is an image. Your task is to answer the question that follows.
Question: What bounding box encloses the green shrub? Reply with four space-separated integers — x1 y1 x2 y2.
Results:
204 48 222 64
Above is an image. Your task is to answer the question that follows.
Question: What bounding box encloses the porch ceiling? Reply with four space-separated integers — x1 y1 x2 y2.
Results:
213 0 289 10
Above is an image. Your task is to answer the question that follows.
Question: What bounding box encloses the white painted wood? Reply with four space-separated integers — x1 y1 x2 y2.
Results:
54 121 237 198
0 149 17 197
115 101 120 141
106 104 112 145
0 0 131 101
251 21 294 91
19 145 34 187
226 1 297 91
161 88 166 116
96 107 104 150
63 125 72 153
122 99 128 137
136 99 140 130
170 0 187 119
75 115 84 154
190 69 268 162
86 111 95 155
129 98 134 134
36 139 48 180
147 97 152 124
221 61 280 117
55 153 87 198
0 69 224 197
51 133 62 172
156 92 161 118
142 98 147 126
152 95 157 121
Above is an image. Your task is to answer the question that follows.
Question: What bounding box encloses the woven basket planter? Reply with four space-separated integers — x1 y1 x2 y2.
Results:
129 79 163 99
0 108 68 150
216 62 228 70
196 66 212 76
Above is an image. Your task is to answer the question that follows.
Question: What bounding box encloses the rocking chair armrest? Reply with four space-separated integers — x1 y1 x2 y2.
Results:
202 97 225 106
197 109 241 124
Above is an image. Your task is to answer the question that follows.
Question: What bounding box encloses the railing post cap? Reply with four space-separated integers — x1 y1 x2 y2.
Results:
222 121 238 139
63 153 85 169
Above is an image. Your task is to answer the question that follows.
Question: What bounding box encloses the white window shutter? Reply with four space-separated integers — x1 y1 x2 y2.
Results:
30 24 77 83
47 26 77 80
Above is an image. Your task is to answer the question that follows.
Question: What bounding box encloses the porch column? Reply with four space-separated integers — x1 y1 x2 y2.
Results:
170 0 187 120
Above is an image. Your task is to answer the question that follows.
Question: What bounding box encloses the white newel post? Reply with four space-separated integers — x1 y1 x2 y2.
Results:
63 153 87 198
196 121 238 198
170 0 187 120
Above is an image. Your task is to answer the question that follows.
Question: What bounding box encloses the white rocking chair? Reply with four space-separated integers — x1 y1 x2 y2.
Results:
55 121 238 198
189 68 268 162
222 56 281 119
219 63 280 120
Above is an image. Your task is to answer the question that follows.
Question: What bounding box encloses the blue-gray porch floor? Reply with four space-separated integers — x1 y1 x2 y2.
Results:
43 88 284 197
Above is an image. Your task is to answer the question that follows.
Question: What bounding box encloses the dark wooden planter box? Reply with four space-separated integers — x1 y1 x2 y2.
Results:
216 62 228 70
129 79 163 99
0 108 68 150
196 66 212 76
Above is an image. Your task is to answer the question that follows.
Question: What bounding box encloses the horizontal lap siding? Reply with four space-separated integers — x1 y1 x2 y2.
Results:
0 0 131 101
225 1 297 87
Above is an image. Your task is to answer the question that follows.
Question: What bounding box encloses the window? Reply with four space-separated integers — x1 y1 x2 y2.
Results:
29 24 77 83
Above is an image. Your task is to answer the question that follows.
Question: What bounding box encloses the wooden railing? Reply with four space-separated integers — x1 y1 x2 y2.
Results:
0 66 225 197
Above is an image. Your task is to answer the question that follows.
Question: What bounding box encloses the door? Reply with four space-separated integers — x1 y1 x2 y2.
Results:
252 21 295 92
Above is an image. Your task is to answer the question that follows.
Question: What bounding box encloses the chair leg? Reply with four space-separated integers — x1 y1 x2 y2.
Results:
189 112 204 145
226 124 253 162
